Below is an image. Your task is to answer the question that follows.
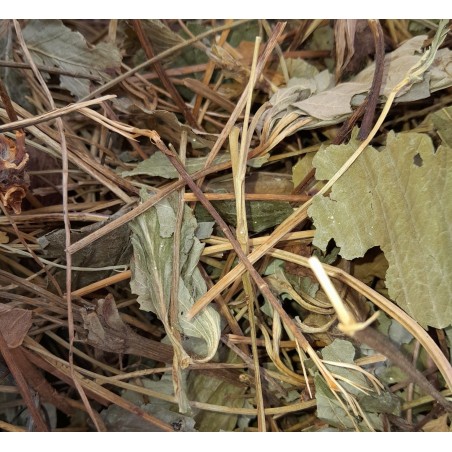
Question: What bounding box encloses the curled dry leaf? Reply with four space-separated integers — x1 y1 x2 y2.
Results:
80 294 173 363
0 303 32 348
130 190 220 363
0 135 29 214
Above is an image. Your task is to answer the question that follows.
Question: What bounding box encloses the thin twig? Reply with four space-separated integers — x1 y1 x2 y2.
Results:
196 22 286 189
231 36 266 431
0 59 103 80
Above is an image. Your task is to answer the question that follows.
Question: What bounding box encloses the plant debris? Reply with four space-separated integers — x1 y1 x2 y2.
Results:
0 19 451 432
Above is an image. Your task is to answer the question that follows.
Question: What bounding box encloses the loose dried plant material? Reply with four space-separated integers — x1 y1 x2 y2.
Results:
130 190 220 363
0 304 32 348
187 351 247 432
122 150 230 179
0 135 29 214
308 131 452 329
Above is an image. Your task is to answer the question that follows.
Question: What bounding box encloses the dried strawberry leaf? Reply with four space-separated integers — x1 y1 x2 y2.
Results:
308 131 452 328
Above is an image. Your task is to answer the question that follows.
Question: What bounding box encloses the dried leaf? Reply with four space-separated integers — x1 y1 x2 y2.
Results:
422 413 450 432
0 135 29 214
314 375 361 431
113 107 216 151
38 214 132 291
284 58 320 80
130 191 220 362
23 20 121 99
321 339 369 395
101 380 196 432
122 151 230 179
0 23 33 110
80 294 173 363
0 304 32 348
260 33 452 133
430 105 452 147
140 20 184 54
308 131 452 328
316 339 384 431
0 231 8 244
187 351 247 432
196 172 294 233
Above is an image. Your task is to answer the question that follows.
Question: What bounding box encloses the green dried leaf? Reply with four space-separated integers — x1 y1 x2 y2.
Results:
103 376 196 432
284 58 320 79
308 131 452 328
23 20 121 99
316 340 383 431
38 217 131 291
195 172 294 233
321 339 369 395
0 31 33 111
430 106 452 147
122 151 230 179
285 273 319 298
196 199 293 234
130 190 220 362
358 392 401 416
314 375 359 431
187 351 247 432
227 21 260 47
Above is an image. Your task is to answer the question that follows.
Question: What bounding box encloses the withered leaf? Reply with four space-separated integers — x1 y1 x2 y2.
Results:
259 31 452 138
130 190 220 362
0 304 32 348
196 172 294 233
38 211 132 291
80 294 173 363
123 151 230 180
0 135 29 214
308 131 452 328
23 20 121 99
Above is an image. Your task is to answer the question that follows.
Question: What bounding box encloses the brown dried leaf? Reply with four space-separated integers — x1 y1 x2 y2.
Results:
80 294 173 363
422 414 450 432
0 135 29 214
0 304 32 348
